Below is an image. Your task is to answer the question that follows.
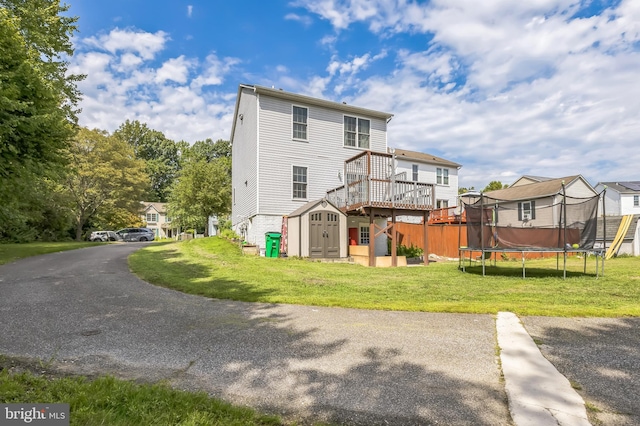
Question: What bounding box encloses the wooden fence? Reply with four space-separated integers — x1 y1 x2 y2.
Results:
394 222 563 259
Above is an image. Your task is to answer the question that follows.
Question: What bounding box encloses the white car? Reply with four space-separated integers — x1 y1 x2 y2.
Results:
89 231 118 242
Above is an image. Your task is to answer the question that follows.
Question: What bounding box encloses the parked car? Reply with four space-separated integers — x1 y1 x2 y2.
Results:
89 231 118 242
115 228 155 242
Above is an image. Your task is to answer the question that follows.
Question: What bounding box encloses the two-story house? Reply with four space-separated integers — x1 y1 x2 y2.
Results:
141 202 177 239
231 84 393 251
594 181 640 256
230 84 460 264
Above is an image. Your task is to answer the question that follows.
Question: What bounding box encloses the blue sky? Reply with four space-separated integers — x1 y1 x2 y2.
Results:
66 0 639 190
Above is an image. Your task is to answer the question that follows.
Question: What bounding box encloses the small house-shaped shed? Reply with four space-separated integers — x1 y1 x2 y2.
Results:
287 199 347 259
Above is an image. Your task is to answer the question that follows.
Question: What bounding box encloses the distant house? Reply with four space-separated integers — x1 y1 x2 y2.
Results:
594 181 640 216
141 202 178 239
594 181 640 256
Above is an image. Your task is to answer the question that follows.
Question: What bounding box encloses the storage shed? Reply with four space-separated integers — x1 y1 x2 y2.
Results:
287 199 347 258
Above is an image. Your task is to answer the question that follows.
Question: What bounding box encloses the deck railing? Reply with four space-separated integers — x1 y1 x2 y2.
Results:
326 151 434 211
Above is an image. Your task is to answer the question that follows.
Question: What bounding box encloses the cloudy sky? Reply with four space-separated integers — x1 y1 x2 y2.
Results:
66 0 639 190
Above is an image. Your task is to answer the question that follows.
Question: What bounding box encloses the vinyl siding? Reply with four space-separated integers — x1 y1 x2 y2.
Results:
256 94 387 216
232 87 259 227
395 159 459 208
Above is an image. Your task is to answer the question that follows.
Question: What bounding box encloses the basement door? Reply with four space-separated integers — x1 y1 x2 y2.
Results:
309 211 340 258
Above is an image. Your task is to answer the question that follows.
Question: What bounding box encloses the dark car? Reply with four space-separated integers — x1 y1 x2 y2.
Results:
115 228 155 242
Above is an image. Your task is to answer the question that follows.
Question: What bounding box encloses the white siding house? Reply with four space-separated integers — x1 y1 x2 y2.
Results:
230 85 392 253
595 181 640 216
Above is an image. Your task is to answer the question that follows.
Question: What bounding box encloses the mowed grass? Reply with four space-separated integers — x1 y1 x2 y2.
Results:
0 241 102 265
129 237 640 317
0 360 281 426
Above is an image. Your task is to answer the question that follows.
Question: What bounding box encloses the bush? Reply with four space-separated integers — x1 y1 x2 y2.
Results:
397 243 424 258
219 228 239 240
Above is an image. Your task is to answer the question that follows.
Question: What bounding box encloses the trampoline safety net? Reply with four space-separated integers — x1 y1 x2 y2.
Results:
461 193 600 251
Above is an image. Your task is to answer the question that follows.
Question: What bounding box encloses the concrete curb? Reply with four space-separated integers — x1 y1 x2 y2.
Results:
497 312 591 426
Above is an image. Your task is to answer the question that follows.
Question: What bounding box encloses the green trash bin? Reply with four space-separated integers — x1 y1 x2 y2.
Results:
264 232 282 258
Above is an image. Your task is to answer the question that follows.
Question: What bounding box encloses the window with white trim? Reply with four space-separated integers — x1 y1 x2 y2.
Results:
359 226 370 245
436 200 449 209
292 106 308 140
412 164 419 182
518 201 536 221
344 116 370 148
146 213 158 223
436 168 449 185
292 166 307 199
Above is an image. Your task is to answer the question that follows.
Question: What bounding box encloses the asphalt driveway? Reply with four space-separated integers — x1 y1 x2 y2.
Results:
0 244 638 425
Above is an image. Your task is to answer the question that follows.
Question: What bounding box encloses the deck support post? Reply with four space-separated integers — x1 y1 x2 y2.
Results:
391 209 397 267
369 208 376 267
423 211 429 265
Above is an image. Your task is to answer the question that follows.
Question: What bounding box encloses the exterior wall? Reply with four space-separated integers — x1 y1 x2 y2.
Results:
620 194 640 216
347 217 387 256
565 178 597 198
287 216 301 257
256 94 387 218
231 87 259 232
243 214 284 251
394 158 459 209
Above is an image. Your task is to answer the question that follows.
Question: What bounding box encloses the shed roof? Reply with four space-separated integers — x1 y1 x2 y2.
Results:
288 198 345 218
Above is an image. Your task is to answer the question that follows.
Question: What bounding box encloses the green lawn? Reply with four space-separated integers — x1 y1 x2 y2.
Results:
129 237 640 317
0 357 281 426
0 241 102 265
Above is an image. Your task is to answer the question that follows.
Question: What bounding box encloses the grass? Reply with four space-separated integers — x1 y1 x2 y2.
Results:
0 357 282 426
0 241 102 265
128 237 640 317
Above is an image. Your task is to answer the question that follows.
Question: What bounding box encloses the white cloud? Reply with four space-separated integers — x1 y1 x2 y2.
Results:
155 56 193 84
191 53 241 90
187 5 193 18
284 13 313 26
83 28 169 60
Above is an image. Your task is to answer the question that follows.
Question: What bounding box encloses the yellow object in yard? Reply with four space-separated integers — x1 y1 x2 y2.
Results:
605 215 633 260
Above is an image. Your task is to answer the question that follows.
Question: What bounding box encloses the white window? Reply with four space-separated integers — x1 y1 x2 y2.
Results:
292 166 307 199
519 201 536 221
146 213 158 223
359 226 370 245
292 106 308 140
634 195 639 207
436 168 449 185
437 200 449 209
344 116 370 148
412 164 418 182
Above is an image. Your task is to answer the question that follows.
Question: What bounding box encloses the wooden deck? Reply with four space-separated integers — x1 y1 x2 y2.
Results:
326 150 435 214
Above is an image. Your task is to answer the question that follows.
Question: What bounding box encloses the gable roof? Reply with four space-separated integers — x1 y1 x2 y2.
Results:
141 202 167 214
230 84 394 142
389 148 461 168
511 175 553 187
288 198 345 218
483 175 591 201
598 181 640 194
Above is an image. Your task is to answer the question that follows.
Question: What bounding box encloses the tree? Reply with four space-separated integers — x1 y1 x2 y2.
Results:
63 128 149 241
168 158 231 236
458 186 476 195
188 138 231 162
114 120 180 202
0 0 83 240
482 181 509 192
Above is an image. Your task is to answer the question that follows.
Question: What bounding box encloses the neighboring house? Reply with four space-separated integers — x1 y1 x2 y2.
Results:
141 202 178 239
594 181 640 256
594 181 640 216
391 148 461 224
230 84 393 254
463 175 600 250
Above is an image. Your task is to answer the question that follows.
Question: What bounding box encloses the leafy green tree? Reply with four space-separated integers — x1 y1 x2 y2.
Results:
63 128 149 240
482 181 509 192
458 186 476 194
188 138 231 162
0 0 82 240
168 158 231 236
114 120 180 202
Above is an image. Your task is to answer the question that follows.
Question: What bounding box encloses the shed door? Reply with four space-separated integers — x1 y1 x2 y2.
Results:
309 211 340 258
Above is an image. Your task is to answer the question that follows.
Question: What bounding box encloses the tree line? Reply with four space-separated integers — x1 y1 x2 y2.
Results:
0 1 230 241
